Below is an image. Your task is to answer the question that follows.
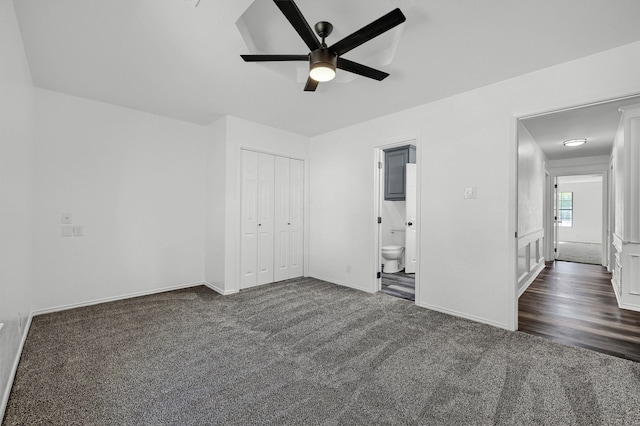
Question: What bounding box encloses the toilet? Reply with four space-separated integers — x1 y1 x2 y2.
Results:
381 245 404 273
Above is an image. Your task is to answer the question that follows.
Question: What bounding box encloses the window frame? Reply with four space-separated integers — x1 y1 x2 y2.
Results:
558 191 573 227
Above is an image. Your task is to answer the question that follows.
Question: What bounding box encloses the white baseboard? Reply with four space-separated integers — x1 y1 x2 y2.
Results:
415 301 512 331
1 313 33 421
203 281 239 296
308 274 376 294
33 281 208 316
518 260 546 298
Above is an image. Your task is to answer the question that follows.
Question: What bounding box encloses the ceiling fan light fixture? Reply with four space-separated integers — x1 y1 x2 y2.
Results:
563 138 587 147
309 49 337 82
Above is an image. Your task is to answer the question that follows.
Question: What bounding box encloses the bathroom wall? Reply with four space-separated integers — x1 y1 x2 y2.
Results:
382 200 406 247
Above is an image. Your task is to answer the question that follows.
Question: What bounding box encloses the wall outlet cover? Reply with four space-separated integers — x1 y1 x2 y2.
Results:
62 226 73 237
464 187 478 199
73 226 83 236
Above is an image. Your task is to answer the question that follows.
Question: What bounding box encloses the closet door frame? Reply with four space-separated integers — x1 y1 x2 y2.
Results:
239 148 305 289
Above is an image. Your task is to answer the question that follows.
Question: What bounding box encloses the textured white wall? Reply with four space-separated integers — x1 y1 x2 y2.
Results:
558 181 603 243
0 0 35 415
32 89 209 312
309 41 640 330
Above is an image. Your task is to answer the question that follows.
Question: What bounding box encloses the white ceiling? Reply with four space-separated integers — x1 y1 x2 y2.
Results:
13 0 640 136
520 95 640 160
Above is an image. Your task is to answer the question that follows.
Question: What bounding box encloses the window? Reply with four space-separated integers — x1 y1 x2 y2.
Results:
558 192 573 227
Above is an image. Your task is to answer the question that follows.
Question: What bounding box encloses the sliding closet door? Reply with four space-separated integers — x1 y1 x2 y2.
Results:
289 159 304 279
241 150 275 289
256 153 275 286
274 156 291 282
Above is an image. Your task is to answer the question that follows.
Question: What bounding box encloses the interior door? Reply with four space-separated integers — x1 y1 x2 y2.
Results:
405 163 417 273
256 153 275 286
240 150 259 289
289 159 304 279
274 156 291 282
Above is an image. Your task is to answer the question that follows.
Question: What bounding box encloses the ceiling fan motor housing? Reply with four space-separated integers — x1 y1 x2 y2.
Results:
309 48 337 82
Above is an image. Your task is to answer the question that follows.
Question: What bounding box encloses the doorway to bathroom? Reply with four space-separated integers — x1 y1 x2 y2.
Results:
375 140 419 302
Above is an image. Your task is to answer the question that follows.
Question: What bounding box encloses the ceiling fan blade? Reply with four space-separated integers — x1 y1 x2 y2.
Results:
329 8 406 56
304 77 319 92
241 54 309 62
337 58 389 81
274 0 322 51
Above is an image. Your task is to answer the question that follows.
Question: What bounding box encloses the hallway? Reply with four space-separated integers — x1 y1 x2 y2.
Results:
519 261 640 362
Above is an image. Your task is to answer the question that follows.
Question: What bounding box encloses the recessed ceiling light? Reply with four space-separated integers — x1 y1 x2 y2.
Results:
563 138 587 147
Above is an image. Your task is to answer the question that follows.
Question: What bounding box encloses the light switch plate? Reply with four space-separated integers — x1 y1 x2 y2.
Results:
62 226 73 237
464 187 478 199
61 212 72 224
73 226 83 236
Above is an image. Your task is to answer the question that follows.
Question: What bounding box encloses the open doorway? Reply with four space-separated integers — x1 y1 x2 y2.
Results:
375 141 418 302
516 94 640 362
554 174 603 265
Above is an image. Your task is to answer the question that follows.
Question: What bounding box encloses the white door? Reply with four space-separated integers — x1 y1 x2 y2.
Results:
256 153 275 286
274 156 291 282
289 159 304 278
405 163 417 273
240 150 259 289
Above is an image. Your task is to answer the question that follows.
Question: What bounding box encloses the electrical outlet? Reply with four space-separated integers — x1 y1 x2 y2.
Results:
62 226 73 237
464 187 478 199
73 226 83 236
18 312 22 333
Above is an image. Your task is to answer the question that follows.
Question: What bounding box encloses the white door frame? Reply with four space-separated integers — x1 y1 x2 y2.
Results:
551 171 608 265
373 136 421 303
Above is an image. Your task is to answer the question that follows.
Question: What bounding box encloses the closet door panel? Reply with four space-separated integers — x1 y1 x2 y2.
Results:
256 153 275 286
289 159 304 278
274 156 291 282
240 150 259 289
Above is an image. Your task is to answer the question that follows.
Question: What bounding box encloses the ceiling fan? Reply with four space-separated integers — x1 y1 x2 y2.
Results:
240 0 406 92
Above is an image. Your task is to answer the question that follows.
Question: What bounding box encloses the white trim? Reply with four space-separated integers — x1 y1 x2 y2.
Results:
309 274 376 294
415 301 511 331
518 228 545 249
203 281 239 296
518 260 545 298
1 313 33 421
33 281 208 316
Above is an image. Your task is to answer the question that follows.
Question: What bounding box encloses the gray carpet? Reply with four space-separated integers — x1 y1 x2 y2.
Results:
4 278 640 425
557 241 602 265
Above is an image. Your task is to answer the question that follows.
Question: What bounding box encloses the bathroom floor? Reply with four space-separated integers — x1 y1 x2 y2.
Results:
380 269 415 301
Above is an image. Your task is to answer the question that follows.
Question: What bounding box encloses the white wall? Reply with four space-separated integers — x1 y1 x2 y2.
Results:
309 41 640 330
205 117 227 290
214 116 309 293
32 89 209 312
0 0 35 415
558 180 603 243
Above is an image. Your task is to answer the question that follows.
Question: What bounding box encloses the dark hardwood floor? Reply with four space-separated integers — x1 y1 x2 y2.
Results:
519 261 640 362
